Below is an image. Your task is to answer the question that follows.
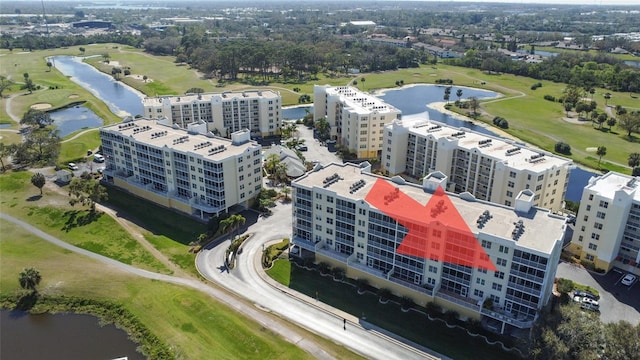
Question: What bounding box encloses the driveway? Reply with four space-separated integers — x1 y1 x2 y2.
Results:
291 123 342 166
196 201 446 360
556 262 640 324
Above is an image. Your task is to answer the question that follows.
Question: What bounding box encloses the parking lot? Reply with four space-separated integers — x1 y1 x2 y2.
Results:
288 122 342 165
556 262 640 324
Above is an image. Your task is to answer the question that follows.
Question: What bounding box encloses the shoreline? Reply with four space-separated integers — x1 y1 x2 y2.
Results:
371 83 504 101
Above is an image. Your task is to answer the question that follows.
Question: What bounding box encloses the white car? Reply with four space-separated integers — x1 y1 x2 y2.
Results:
621 274 637 286
68 162 79 170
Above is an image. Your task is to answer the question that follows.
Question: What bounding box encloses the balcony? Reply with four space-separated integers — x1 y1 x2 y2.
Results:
347 258 385 278
480 307 535 328
389 275 435 297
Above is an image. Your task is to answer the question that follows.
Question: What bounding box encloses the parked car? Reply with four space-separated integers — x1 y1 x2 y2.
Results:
296 145 308 151
68 162 79 170
621 274 637 286
93 154 105 163
574 290 598 300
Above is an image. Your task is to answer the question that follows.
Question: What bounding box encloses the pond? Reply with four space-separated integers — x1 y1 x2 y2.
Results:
50 105 104 138
379 84 501 136
50 56 144 117
283 105 313 120
0 309 145 360
624 60 640 68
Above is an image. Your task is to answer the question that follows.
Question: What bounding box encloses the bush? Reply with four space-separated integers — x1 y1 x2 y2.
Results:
377 288 392 301
435 79 454 84
444 310 459 322
318 262 331 274
554 142 572 155
544 94 556 102
531 82 542 90
356 278 369 291
556 278 574 294
492 116 509 129
332 267 345 280
400 296 414 310
426 301 442 315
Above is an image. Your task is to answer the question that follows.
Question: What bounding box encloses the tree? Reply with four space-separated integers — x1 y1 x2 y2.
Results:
15 128 60 165
596 146 607 169
628 153 640 168
143 75 148 83
456 88 463 103
102 53 110 63
555 142 572 155
273 162 289 186
562 85 583 108
603 92 611 107
0 142 11 171
443 86 451 104
186 87 204 94
21 72 35 94
79 47 85 55
602 321 640 360
221 214 246 240
111 67 122 80
618 111 640 139
597 113 607 129
281 186 291 202
19 267 42 293
264 153 280 175
46 61 52 72
20 108 53 128
468 97 480 116
0 75 13 98
31 172 45 195
606 117 617 130
68 177 108 212
315 117 331 141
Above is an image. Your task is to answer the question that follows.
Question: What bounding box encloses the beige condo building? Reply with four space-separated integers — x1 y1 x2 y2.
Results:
313 85 401 159
99 118 262 219
142 90 282 137
567 172 640 275
382 117 573 212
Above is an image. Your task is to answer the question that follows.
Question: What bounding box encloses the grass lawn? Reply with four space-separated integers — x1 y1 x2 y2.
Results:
105 186 207 276
0 171 169 273
0 222 362 360
269 260 517 360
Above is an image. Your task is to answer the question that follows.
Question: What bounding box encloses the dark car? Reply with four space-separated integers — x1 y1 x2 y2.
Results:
574 290 598 300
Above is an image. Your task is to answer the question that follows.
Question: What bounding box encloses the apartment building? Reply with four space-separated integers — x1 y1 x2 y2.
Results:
142 90 282 137
567 172 640 275
313 85 401 159
292 162 566 334
100 118 262 219
382 117 573 212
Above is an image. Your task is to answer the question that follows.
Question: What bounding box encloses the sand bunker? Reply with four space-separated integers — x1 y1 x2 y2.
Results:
68 94 79 99
30 103 53 110
128 74 154 83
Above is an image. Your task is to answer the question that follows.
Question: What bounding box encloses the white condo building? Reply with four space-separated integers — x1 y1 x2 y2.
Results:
382 117 573 212
100 118 262 219
292 162 566 334
568 172 640 275
142 90 282 137
313 85 401 159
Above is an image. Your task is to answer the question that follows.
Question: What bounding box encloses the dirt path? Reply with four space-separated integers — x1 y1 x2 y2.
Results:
61 128 99 143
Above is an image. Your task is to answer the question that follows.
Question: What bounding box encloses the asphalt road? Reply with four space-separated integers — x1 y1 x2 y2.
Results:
196 202 445 360
292 123 342 166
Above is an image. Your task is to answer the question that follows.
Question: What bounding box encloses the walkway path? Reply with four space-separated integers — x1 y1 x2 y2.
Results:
0 212 336 360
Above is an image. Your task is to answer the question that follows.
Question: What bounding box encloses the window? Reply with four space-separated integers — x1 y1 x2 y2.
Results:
509 171 516 178
507 181 515 188
496 258 507 267
588 243 598 250
315 224 322 231
476 278 485 285
596 211 606 219
327 207 333 214
535 185 542 191
594 222 603 230
599 200 609 208
357 253 364 260
492 283 503 291
429 265 438 274
589 194 594 200
506 191 513 197
578 235 584 242
315 193 322 200
591 233 600 240
586 205 591 211
481 240 492 249
327 196 334 203
494 271 505 279
326 218 333 225
474 289 484 298
326 228 333 235
427 278 436 286
584 215 589 222
538 175 544 181
586 254 595 261
499 245 509 254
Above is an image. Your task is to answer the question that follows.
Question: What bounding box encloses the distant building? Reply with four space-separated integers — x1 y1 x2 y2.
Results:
414 43 462 59
292 162 566 334
382 116 572 212
313 85 401 159
72 20 112 29
99 118 262 219
142 90 282 138
567 172 640 275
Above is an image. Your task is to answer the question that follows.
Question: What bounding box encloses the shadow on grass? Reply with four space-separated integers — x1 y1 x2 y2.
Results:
26 195 42 202
61 210 103 232
15 292 39 311
285 263 519 360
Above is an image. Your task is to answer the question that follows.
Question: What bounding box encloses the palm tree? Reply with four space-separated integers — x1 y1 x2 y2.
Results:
596 146 607 169
46 61 52 72
229 214 246 239
456 88 463 103
265 153 280 175
273 162 289 186
19 267 42 293
603 93 611 107
628 153 640 168
315 117 331 141
281 186 291 202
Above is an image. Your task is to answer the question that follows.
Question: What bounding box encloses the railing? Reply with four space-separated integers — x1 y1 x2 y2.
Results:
389 276 435 297
436 291 481 312
347 259 385 278
480 308 535 328
316 247 349 262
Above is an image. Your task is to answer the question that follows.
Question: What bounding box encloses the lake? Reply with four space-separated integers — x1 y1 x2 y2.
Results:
283 105 313 120
50 105 104 137
50 56 144 117
0 309 145 360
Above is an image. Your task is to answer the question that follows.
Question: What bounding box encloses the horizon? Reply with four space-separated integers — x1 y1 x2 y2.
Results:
8 0 640 5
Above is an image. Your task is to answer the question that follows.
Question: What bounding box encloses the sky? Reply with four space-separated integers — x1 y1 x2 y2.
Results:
12 0 640 3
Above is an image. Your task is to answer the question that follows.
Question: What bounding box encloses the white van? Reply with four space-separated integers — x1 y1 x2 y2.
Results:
93 154 105 163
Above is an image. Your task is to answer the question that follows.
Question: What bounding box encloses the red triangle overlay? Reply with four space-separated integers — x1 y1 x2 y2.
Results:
364 178 497 271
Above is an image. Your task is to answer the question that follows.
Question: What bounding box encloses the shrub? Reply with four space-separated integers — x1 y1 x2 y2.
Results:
400 296 414 310
332 267 345 280
356 278 369 291
377 288 392 301
123 69 131 76
544 94 556 102
554 142 572 155
556 278 574 294
492 116 509 129
318 262 331 274
531 82 542 90
426 301 442 315
444 310 459 322
435 79 454 84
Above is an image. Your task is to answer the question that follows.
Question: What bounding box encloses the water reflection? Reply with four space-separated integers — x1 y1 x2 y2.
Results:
50 106 104 138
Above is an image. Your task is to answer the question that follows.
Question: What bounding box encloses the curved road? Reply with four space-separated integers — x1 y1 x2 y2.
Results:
196 202 444 360
0 212 336 360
